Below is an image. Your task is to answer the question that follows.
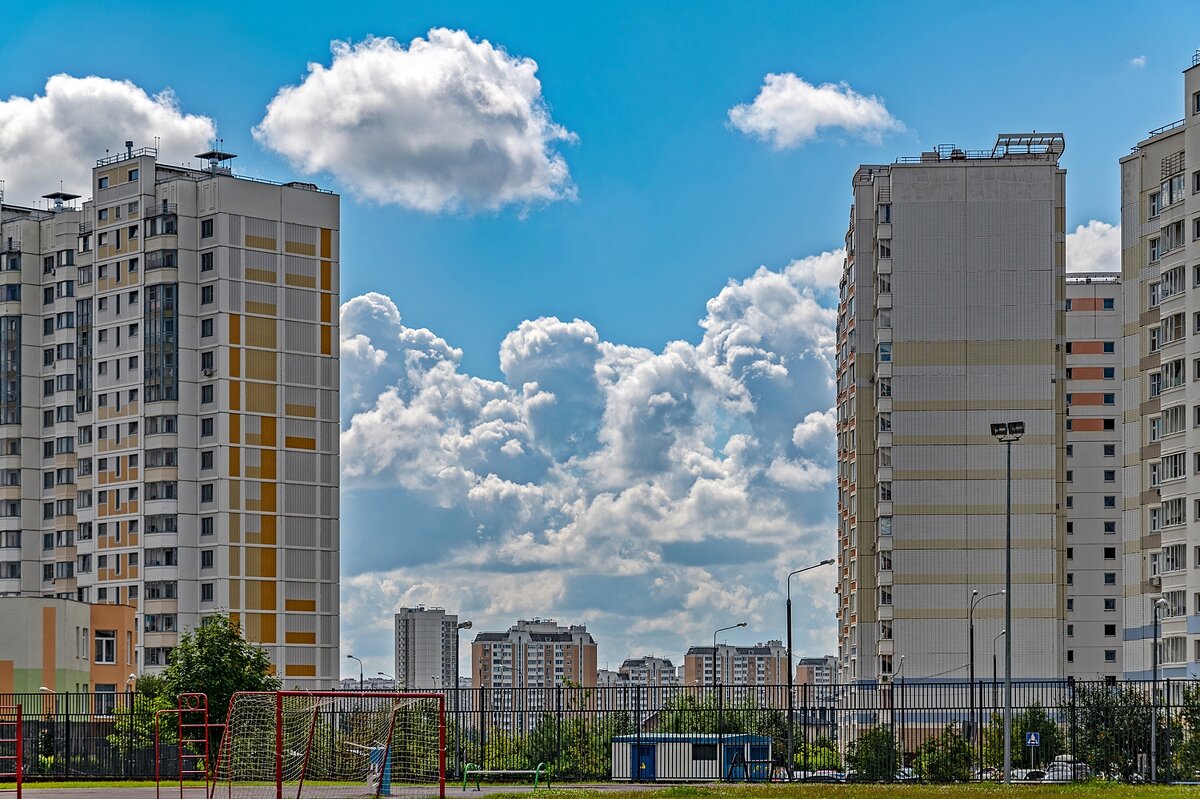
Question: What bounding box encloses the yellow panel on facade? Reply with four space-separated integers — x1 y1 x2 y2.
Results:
320 228 332 259
246 351 277 381
260 451 277 480
246 317 277 349
245 301 277 316
285 664 316 677
245 235 277 251
320 262 332 291
320 294 332 324
229 380 241 411
229 513 241 543
247 383 276 413
229 314 241 345
284 404 317 418
285 599 316 612
229 347 241 378
245 267 276 284
229 447 241 477
285 436 317 451
244 612 277 644
285 241 316 256
229 580 241 607
320 326 332 355
245 547 278 579
229 479 241 510
284 631 316 644
260 482 277 513
285 273 317 289
229 546 241 576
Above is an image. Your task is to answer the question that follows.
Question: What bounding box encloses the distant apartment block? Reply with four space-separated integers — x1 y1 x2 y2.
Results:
471 618 598 689
795 655 838 686
682 640 787 687
1065 275 1123 679
0 144 340 687
394 606 460 690
836 135 1068 684
1120 54 1200 679
618 655 679 686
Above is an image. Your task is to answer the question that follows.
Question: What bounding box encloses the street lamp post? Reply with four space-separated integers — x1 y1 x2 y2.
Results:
713 622 747 781
895 656 905 775
992 629 1006 709
969 589 1004 749
346 654 364 691
989 420 1024 784
377 671 395 689
455 620 472 777
785 558 835 780
1151 597 1168 782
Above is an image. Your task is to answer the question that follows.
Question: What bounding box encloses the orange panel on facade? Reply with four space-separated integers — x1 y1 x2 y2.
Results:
1070 341 1105 354
1070 393 1106 405
1069 298 1102 311
1070 367 1106 380
286 664 316 677
1071 418 1107 431
285 599 316 612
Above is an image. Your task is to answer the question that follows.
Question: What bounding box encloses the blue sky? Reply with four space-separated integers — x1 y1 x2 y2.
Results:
1 0 1197 677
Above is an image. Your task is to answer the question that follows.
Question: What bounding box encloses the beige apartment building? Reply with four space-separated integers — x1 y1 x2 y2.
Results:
1065 275 1124 679
836 135 1069 684
682 640 788 687
1120 54 1200 679
471 618 598 689
0 145 340 687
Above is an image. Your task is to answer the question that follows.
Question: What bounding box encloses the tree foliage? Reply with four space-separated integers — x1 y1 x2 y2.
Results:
845 725 896 780
162 613 280 725
106 675 177 753
797 736 841 771
983 702 1063 769
914 723 972 783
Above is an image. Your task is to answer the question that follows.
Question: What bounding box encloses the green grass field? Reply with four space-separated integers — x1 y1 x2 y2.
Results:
489 787 1196 798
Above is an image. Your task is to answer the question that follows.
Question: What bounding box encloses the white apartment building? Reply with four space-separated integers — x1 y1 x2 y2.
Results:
795 654 838 686
1120 54 1200 679
0 145 340 687
395 606 461 690
1065 275 1124 679
682 640 788 687
836 135 1068 684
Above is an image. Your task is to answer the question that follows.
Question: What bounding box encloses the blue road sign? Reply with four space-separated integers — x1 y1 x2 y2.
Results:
1025 731 1040 748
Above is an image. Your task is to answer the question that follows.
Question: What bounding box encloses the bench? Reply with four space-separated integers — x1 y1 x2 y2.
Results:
462 762 550 791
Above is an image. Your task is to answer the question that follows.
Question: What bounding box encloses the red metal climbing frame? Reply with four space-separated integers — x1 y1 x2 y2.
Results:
0 705 22 799
155 693 218 799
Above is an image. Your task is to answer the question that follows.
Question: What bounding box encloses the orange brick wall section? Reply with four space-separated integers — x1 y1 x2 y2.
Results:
89 603 137 688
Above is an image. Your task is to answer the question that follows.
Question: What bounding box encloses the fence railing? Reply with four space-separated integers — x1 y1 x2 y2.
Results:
2 680 1199 783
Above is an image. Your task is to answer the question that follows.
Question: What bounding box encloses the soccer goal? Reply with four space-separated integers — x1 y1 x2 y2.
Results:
214 691 445 799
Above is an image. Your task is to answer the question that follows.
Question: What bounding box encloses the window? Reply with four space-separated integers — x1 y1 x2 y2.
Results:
1103 367 1114 379
1104 598 1116 611
1067 650 1074 663
95 630 116 664
200 385 214 404
878 239 891 259
201 483 214 503
201 550 214 569
1104 521 1116 533
201 285 214 305
200 450 214 470
201 418 214 438
201 583 214 602
200 219 214 239
1104 546 1116 560
1104 572 1117 585
201 318 213 338
1066 470 1073 482
200 252 214 272
201 517 215 536
878 343 891 363
1104 469 1116 482
1103 297 1115 310
878 413 891 432
878 482 891 501
1104 650 1117 663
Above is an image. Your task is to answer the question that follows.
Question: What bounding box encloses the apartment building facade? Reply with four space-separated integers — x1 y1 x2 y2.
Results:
0 145 340 687
394 606 460 690
471 619 598 690
794 654 838 686
1064 275 1124 679
682 640 788 687
836 135 1068 684
1120 56 1200 679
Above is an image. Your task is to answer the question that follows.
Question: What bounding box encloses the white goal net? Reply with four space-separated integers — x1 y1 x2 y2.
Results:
214 691 444 799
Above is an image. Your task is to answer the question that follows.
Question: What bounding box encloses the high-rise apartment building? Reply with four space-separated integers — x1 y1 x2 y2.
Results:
794 654 838 686
471 618 597 689
618 655 679 687
682 640 788 687
0 145 340 687
1120 55 1200 678
394 606 460 690
836 135 1068 684
1064 274 1123 679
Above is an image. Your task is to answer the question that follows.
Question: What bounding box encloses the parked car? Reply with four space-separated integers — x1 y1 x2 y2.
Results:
1043 755 1091 782
1011 768 1046 781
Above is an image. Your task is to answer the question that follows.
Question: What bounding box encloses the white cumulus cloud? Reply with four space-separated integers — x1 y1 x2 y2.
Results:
0 75 215 205
255 31 576 213
1130 56 1147 68
1066 220 1120 273
337 250 842 674
728 73 903 149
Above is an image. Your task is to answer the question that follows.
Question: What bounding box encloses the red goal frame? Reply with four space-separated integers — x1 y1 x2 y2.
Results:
217 691 446 799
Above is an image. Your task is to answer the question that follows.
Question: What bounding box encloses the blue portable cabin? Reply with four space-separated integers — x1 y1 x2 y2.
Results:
611 733 772 782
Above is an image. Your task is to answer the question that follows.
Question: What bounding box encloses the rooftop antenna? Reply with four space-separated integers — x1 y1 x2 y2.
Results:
125 140 133 158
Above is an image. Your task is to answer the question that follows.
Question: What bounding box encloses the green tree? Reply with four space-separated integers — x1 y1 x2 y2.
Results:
1061 683 1182 781
983 702 1063 769
914 723 972 782
845 725 897 781
106 675 177 753
797 736 841 771
162 613 280 726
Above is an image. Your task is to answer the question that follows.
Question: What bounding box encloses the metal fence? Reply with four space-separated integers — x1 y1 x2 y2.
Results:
3 680 1199 783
